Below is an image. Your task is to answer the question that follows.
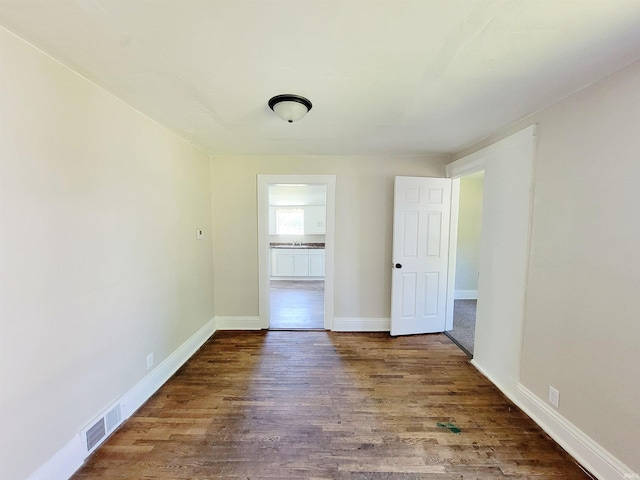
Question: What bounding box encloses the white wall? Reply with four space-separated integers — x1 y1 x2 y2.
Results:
454 172 483 296
448 126 535 398
211 155 445 321
0 28 214 480
5 15 637 480
452 59 640 476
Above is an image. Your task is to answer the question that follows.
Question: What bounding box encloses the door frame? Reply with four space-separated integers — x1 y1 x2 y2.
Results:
257 174 336 329
445 166 483 332
445 124 536 393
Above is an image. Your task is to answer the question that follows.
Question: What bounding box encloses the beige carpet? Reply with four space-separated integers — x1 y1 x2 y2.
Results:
446 299 477 356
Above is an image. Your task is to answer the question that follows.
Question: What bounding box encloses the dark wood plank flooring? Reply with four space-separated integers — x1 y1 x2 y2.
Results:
72 331 589 479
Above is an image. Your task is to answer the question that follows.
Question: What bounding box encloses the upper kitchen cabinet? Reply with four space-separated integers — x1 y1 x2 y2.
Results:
269 205 325 235
304 206 326 234
268 184 327 235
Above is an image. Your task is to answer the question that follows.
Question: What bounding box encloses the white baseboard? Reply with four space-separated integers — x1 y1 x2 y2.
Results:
33 318 636 480
270 277 324 281
469 360 637 480
215 316 264 330
215 316 388 332
27 318 216 480
120 318 216 418
332 317 390 332
454 289 478 299
470 359 512 397
515 384 637 480
26 435 84 480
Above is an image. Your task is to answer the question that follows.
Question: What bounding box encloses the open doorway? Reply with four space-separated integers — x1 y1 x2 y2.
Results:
268 184 326 329
257 174 336 331
446 171 484 356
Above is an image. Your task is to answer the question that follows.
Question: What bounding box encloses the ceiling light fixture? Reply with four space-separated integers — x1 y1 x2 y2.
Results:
268 94 312 123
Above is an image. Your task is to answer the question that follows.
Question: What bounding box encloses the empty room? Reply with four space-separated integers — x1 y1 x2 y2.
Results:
1 1 639 479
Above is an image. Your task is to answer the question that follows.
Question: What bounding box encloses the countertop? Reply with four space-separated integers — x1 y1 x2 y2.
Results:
270 243 325 250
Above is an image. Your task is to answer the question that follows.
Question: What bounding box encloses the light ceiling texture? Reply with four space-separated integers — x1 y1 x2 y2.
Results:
1 0 640 156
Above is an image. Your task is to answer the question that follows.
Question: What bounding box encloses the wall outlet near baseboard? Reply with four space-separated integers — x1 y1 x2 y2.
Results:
196 229 204 239
147 352 154 370
548 385 560 408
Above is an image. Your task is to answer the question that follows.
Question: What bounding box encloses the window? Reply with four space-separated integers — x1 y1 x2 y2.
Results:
276 208 304 235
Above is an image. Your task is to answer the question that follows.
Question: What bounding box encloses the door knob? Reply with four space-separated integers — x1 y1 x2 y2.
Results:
394 263 402 269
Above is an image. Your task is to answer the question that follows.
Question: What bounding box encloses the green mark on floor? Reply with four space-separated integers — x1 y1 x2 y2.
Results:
437 422 461 434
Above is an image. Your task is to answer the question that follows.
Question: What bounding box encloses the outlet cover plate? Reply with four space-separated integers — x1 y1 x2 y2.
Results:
548 386 560 408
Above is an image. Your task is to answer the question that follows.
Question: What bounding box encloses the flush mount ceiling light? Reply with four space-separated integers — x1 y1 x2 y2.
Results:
268 94 312 123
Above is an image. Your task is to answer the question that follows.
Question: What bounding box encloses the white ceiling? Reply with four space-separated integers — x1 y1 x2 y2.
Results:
2 0 640 156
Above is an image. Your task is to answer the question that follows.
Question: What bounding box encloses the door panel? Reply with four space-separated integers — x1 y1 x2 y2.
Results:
401 273 417 317
309 251 325 277
426 212 442 256
424 272 439 316
391 176 452 336
275 254 294 276
293 254 309 276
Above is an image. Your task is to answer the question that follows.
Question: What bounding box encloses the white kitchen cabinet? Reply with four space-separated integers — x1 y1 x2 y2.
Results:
271 248 325 277
308 249 325 276
304 206 326 234
272 251 294 276
293 253 310 276
269 205 325 234
271 248 309 277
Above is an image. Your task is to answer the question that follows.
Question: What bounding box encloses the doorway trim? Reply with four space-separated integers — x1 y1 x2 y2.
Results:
445 163 485 332
257 174 336 330
446 124 536 395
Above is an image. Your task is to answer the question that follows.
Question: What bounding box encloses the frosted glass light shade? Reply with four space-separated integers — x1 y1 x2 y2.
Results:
268 94 312 123
272 100 308 122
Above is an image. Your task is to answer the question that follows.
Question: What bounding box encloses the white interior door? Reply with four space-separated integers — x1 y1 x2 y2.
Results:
391 176 452 336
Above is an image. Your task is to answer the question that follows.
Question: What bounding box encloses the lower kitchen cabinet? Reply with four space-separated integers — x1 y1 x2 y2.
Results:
271 248 325 277
308 250 325 277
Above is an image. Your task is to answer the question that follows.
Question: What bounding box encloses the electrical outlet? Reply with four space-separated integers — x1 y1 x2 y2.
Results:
147 353 154 370
548 386 560 408
196 229 204 239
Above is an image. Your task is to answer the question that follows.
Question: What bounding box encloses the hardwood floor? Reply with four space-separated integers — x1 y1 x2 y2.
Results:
72 331 589 479
270 280 324 329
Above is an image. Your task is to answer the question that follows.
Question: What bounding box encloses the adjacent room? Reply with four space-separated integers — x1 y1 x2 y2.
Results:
268 184 326 330
446 171 484 356
1 1 639 479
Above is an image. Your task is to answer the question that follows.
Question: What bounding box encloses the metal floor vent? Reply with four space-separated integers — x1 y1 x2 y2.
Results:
83 403 124 454
85 419 106 452
105 404 122 431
